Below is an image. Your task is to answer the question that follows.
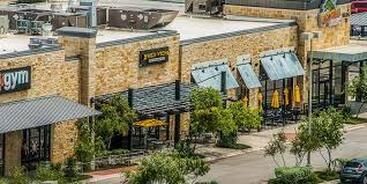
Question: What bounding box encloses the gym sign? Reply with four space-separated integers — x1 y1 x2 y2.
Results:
318 0 342 27
0 66 31 94
139 47 169 67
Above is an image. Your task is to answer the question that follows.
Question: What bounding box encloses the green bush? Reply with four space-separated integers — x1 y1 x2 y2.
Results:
175 140 196 158
0 178 7 184
314 170 339 182
269 167 319 184
196 181 219 184
8 167 30 184
35 163 65 182
63 157 80 179
217 131 238 148
341 106 353 121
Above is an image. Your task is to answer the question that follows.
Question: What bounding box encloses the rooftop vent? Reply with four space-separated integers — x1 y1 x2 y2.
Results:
28 37 58 49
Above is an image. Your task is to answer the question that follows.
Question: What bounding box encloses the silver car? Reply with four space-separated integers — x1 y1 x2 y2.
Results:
340 158 367 184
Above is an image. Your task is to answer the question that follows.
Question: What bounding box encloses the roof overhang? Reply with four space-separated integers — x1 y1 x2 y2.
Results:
0 96 101 134
310 41 367 62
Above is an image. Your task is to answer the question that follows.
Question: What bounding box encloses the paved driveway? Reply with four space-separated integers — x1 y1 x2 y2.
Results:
200 126 367 184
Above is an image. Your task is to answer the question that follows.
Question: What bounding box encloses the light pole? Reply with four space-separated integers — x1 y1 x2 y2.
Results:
307 37 314 166
301 31 321 165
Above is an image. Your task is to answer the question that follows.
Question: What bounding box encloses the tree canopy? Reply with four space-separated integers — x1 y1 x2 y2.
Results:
348 66 367 117
96 95 137 149
126 152 210 184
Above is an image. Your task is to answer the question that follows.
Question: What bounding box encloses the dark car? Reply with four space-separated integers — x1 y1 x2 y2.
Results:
340 158 367 184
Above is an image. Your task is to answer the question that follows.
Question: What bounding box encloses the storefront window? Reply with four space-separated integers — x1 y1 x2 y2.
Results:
261 78 293 110
22 125 51 170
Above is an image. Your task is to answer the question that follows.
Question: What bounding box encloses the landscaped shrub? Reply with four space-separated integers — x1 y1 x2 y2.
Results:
63 157 81 179
269 167 319 184
8 167 30 184
196 181 219 184
35 163 65 183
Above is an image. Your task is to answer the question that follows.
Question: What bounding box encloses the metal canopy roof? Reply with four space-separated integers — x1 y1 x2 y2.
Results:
311 40 367 62
237 63 262 89
261 52 305 81
95 82 195 116
351 13 367 27
0 96 101 134
191 63 239 90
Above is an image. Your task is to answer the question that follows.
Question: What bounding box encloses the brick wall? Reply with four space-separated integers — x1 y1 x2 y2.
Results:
95 35 180 96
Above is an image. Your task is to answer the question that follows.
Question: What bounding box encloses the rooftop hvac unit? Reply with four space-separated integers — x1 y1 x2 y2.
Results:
0 16 9 34
108 8 178 30
185 0 223 15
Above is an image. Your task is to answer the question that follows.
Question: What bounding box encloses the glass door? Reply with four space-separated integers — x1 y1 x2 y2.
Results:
21 125 51 170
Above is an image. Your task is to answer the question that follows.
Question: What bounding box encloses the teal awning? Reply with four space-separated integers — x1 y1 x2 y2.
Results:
191 63 239 90
261 52 304 81
237 63 261 89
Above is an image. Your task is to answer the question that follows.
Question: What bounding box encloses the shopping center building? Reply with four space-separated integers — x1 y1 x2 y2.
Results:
0 0 365 176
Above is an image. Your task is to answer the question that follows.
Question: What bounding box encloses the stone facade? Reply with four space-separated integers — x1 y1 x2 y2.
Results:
4 131 22 176
181 26 298 107
224 4 351 49
95 34 180 96
0 50 82 172
224 3 351 102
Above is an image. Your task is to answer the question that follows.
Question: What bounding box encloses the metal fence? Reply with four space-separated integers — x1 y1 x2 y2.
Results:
225 0 351 10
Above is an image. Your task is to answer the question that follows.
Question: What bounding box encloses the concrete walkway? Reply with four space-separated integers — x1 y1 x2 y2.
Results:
85 123 367 184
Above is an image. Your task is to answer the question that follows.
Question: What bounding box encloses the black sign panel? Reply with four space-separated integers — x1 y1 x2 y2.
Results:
0 66 31 94
139 47 169 67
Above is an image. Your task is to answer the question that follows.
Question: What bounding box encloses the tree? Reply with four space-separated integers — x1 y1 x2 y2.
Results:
265 132 288 167
316 108 344 171
348 66 367 118
290 119 322 166
292 108 344 170
75 121 104 163
190 88 236 141
228 102 262 132
126 152 210 184
96 95 137 150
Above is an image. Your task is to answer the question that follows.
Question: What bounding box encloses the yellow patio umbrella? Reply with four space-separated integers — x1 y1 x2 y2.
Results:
271 90 280 109
284 88 290 106
293 84 302 104
133 119 166 128
257 92 263 109
242 96 249 107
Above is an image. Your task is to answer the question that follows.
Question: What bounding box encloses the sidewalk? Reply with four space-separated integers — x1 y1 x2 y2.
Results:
85 123 366 183
196 123 366 162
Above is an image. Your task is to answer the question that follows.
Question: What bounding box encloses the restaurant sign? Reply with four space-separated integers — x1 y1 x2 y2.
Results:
0 66 31 94
318 0 342 27
139 47 169 67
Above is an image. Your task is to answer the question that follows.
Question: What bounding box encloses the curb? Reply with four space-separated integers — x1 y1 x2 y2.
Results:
86 173 122 183
345 124 366 132
204 147 264 163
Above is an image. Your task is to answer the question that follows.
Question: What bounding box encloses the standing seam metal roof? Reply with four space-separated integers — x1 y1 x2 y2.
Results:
95 82 195 115
0 96 101 134
351 13 367 27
